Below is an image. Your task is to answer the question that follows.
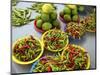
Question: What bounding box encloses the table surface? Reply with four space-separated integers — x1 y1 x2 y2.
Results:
11 1 96 73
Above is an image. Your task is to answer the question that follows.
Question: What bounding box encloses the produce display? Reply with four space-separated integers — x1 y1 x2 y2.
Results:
12 7 33 26
61 44 90 70
11 1 96 73
59 5 85 23
66 22 86 39
42 29 69 52
12 35 43 64
31 44 90 72
34 4 60 32
32 55 62 72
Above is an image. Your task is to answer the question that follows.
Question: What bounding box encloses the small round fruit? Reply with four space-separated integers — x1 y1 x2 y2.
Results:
64 14 71 22
50 11 57 20
72 9 78 15
42 4 54 13
36 19 43 28
78 6 84 12
42 22 52 31
35 15 41 20
41 13 49 22
63 7 71 14
52 20 60 28
72 15 79 22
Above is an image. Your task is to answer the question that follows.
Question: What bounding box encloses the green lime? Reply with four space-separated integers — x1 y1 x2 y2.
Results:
72 15 79 22
50 11 57 20
36 19 43 28
63 7 71 14
42 22 52 31
52 20 60 28
72 9 78 15
64 14 71 22
41 13 49 22
78 6 84 12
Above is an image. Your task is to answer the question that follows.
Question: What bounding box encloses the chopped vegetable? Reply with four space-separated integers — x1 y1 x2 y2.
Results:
66 22 86 39
32 55 63 72
13 35 42 62
61 44 90 70
42 29 69 52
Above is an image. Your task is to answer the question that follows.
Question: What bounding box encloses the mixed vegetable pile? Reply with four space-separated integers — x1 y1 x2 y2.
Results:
61 44 89 70
32 55 63 72
66 22 86 39
13 35 42 62
11 2 95 72
42 30 68 52
32 44 89 72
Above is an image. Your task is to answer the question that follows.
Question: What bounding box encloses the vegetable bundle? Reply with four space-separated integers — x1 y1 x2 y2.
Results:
12 7 32 26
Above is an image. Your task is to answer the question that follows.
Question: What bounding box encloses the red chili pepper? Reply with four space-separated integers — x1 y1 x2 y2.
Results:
47 66 52 72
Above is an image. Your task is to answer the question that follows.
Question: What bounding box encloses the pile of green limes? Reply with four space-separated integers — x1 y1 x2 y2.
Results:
35 4 60 31
60 5 84 22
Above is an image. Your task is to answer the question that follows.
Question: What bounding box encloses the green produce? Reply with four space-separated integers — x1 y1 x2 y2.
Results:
12 0 20 6
35 15 41 20
50 11 57 20
63 7 71 14
42 22 52 31
72 9 78 15
30 3 56 13
78 6 85 12
72 15 79 22
41 13 49 22
42 4 55 13
12 7 33 26
67 5 77 9
64 14 71 22
36 20 43 28
52 20 60 28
